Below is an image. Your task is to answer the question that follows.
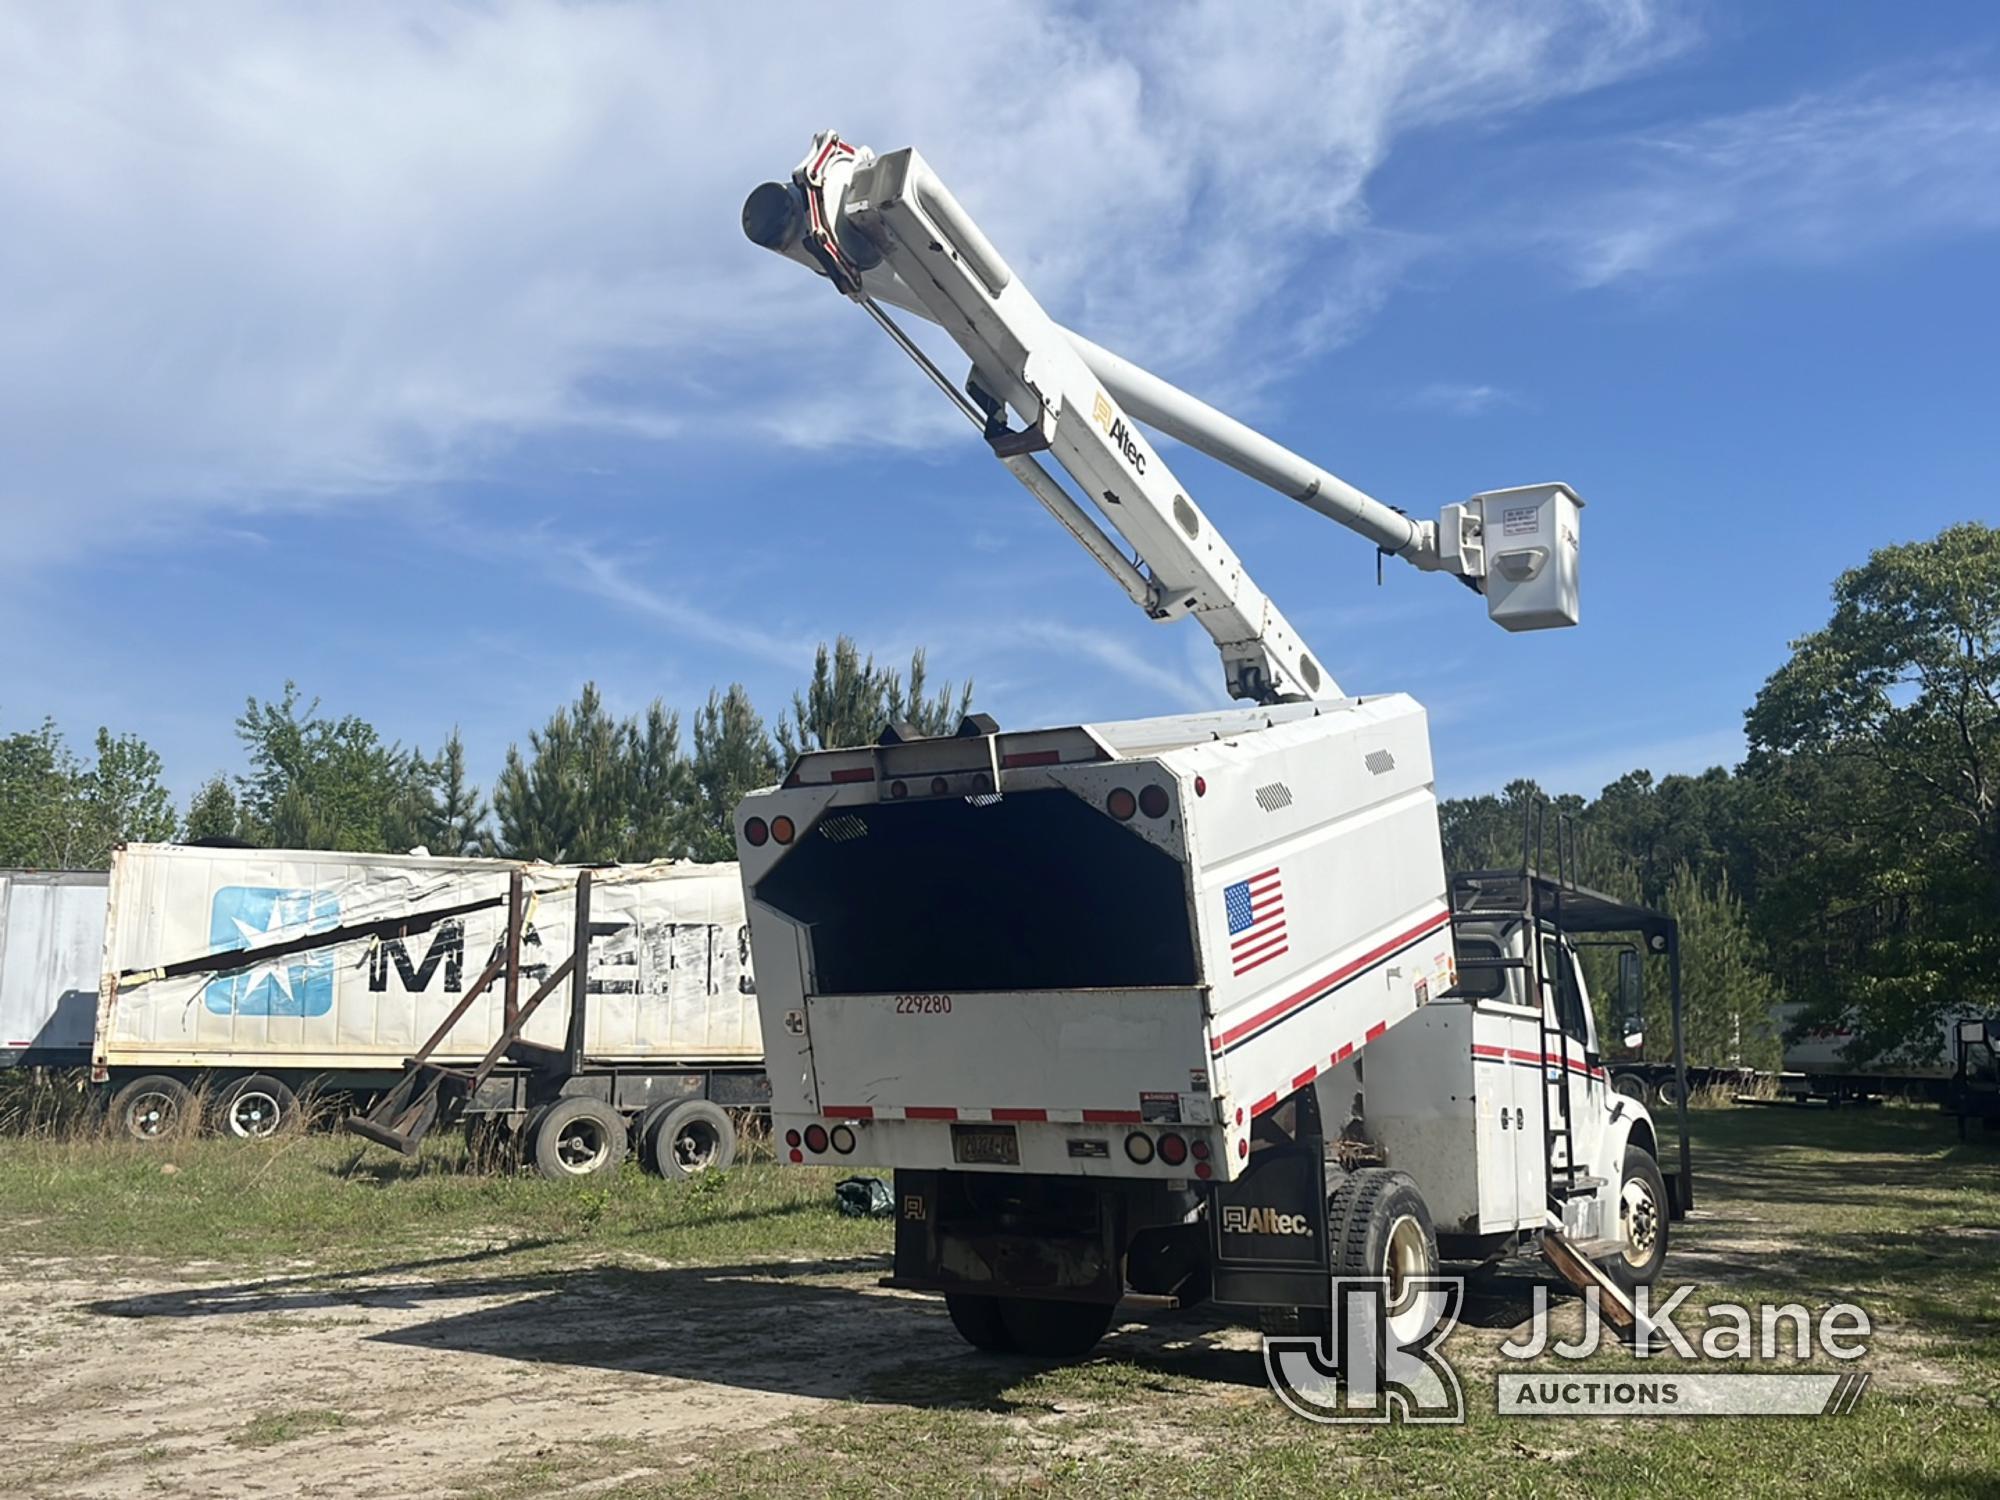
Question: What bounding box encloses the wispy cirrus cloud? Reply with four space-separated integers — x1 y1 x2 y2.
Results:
1551 69 2000 285
0 1 1691 565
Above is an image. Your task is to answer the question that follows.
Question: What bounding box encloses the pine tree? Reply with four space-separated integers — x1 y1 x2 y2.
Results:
425 730 489 856
776 637 972 760
689 685 780 862
183 775 243 843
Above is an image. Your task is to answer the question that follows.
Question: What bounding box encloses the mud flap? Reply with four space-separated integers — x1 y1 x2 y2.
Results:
1207 1143 1331 1312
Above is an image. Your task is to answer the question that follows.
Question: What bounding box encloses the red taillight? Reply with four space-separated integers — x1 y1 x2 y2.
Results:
930 776 949 795
784 1128 801 1148
1139 784 1169 819
1191 1139 1211 1161
830 1125 856 1154
1195 775 1207 797
1158 1132 1187 1166
1238 1138 1248 1159
804 1124 829 1153
788 1148 804 1163
1195 1161 1213 1180
1107 787 1137 821
772 815 796 845
745 817 769 847
890 780 908 799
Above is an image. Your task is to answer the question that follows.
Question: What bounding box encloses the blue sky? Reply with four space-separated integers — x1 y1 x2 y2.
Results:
2 2 1996 806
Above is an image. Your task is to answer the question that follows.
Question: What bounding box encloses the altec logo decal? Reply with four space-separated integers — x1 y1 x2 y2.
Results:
1091 389 1147 474
204 886 340 1017
1223 1204 1312 1236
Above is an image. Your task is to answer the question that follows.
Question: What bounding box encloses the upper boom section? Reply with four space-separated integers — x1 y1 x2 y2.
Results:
744 133 1582 704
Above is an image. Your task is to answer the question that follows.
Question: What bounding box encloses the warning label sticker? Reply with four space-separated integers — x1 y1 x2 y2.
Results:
1503 505 1540 537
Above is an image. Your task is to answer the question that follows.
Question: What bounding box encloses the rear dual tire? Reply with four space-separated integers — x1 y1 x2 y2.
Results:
945 1294 1116 1357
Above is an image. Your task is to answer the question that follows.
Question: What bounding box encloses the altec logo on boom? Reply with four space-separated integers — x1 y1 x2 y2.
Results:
1091 389 1147 474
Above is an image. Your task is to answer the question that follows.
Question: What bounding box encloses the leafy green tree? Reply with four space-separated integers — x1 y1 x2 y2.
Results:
183 775 244 843
0 718 175 867
424 730 489 856
776 638 972 761
493 684 691 862
234 683 435 852
1743 521 2000 1057
688 685 780 862
1665 861 1780 1069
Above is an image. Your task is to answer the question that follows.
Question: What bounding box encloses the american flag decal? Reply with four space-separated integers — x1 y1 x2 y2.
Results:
1225 867 1287 976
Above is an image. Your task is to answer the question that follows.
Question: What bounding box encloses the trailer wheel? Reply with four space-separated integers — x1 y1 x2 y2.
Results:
944 1294 1014 1353
108 1075 194 1142
1326 1168 1440 1345
530 1098 627 1181
996 1297 1117 1358
1652 1075 1685 1110
646 1100 737 1180
1605 1145 1669 1292
1610 1072 1648 1103
215 1074 299 1140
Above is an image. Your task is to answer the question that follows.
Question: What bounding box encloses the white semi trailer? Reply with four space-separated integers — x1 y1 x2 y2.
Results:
736 135 1690 1355
92 843 763 1176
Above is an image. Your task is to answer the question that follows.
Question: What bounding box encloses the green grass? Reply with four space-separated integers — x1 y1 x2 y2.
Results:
4 1106 1996 1498
0 1130 893 1272
229 1407 349 1447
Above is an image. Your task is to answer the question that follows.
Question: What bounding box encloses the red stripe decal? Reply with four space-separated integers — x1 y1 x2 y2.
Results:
1293 1066 1318 1089
905 1106 957 1120
1247 867 1280 883
1000 749 1061 768
830 766 875 784
1335 1042 1354 1063
1250 1091 1281 1118
1083 1109 1142 1123
1233 944 1290 977
1215 909 1451 1050
1366 1021 1388 1042
823 1105 874 1119
992 1108 1047 1122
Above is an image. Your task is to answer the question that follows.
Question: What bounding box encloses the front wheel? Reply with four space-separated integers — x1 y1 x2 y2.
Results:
1605 1144 1669 1292
107 1075 193 1142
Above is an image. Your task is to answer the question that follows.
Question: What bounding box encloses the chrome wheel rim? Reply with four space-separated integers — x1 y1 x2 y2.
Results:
1621 1175 1660 1266
228 1090 282 1139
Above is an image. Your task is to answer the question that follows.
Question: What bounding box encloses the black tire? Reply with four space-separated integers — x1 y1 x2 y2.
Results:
1324 1168 1439 1343
1605 1145 1669 1292
1610 1072 1648 1103
214 1074 299 1140
945 1294 1015 1352
529 1097 627 1181
108 1075 194 1142
647 1100 736 1180
996 1296 1117 1358
1653 1075 1685 1110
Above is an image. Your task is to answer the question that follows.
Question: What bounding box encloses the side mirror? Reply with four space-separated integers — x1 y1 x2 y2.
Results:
1616 948 1645 1050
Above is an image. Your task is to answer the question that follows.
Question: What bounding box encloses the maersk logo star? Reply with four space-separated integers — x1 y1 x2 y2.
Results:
204 886 340 1017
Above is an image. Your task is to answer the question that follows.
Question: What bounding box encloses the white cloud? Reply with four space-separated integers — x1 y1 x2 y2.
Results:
0 1 1687 564
1408 381 1519 415
1552 70 2000 285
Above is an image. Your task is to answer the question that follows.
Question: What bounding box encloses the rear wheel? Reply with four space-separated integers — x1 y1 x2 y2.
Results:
1605 1145 1669 1292
645 1100 737 1179
530 1097 627 1181
1326 1168 1440 1345
214 1074 299 1140
945 1294 1014 1352
995 1297 1116 1357
108 1075 193 1142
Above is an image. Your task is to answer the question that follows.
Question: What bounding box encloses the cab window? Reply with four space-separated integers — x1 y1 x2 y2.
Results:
1541 937 1592 1047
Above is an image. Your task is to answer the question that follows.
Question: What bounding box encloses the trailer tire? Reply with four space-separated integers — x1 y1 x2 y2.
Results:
1326 1168 1440 1345
1606 1145 1669 1292
214 1074 299 1140
1610 1072 1648 1103
996 1296 1117 1358
530 1098 626 1181
945 1294 1015 1353
108 1075 194 1142
1653 1075 1685 1110
646 1100 736 1180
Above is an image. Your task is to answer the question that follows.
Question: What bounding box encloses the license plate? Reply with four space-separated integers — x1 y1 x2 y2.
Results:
950 1123 1020 1166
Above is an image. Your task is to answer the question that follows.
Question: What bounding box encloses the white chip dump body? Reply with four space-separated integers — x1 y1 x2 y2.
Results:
740 698 1454 1182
